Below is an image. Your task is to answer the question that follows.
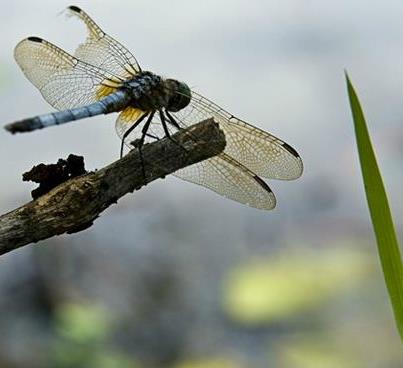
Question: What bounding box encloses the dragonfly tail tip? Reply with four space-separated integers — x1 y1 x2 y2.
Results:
4 119 39 134
4 123 16 134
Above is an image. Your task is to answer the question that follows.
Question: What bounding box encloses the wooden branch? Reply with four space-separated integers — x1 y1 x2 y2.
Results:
0 119 225 256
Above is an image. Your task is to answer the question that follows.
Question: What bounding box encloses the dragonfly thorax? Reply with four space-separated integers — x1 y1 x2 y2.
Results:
122 72 191 113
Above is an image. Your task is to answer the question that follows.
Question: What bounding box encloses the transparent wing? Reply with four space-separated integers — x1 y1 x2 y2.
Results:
67 6 141 78
174 153 276 210
174 91 303 180
115 111 276 210
14 37 124 110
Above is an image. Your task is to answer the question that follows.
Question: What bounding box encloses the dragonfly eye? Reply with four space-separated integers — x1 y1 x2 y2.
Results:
166 80 191 112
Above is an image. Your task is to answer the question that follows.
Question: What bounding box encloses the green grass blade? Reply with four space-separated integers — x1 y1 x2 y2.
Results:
346 72 403 341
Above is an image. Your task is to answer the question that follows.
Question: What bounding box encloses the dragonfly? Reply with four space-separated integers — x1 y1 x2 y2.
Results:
5 5 303 210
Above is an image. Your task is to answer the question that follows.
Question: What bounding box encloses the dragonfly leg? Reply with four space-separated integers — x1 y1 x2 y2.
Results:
159 110 188 153
137 112 155 180
145 133 160 140
120 112 149 158
159 110 172 138
165 110 199 144
130 133 159 148
165 111 182 130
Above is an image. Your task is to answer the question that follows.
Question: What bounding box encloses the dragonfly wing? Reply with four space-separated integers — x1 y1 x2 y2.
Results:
14 37 124 110
115 112 275 209
175 91 303 180
174 153 276 210
67 6 141 78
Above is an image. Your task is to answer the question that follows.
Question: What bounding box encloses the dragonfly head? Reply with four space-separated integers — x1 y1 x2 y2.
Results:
165 79 191 112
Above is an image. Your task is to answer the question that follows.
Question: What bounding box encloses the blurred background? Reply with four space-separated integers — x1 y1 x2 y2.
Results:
1 1 403 367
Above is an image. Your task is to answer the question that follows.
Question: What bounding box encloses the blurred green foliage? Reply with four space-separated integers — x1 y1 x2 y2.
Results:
50 303 139 368
222 248 373 324
176 357 241 368
273 336 361 368
55 303 110 343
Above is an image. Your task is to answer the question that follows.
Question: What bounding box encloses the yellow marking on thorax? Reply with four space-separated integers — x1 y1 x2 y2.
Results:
119 107 146 123
96 79 123 100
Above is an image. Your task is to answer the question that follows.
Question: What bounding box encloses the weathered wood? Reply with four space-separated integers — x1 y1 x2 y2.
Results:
0 119 225 255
